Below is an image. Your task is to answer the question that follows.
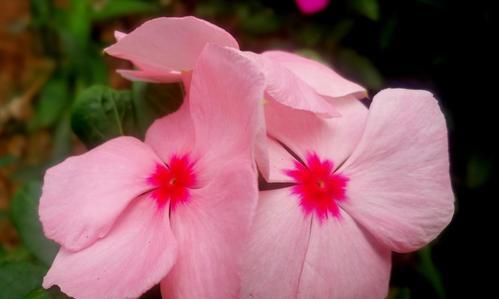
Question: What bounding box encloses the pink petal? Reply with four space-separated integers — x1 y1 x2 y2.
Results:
116 69 181 83
145 98 195 162
265 97 368 171
43 197 177 299
297 212 391 299
243 51 339 117
104 17 238 79
159 44 263 298
39 137 161 251
241 190 390 298
339 89 455 253
296 0 330 14
254 127 271 182
161 162 258 298
261 54 340 116
240 188 311 298
189 45 265 162
263 137 298 183
113 30 126 41
263 50 366 100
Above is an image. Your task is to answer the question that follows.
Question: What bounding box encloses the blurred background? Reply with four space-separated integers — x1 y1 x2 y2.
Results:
0 0 495 298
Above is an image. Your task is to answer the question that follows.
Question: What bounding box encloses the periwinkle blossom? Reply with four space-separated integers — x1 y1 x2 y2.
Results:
40 15 456 299
39 45 265 299
104 16 365 117
104 16 366 179
295 0 331 14
241 89 455 298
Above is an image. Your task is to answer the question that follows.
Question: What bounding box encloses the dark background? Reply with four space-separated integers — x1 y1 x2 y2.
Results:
1 0 495 298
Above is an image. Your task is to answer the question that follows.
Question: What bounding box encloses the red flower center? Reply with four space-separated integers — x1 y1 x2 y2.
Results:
147 154 196 210
286 153 348 221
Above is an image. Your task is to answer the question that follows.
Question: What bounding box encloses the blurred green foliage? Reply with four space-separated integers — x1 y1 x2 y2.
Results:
0 261 47 299
417 247 445 299
9 182 58 265
1 1 175 298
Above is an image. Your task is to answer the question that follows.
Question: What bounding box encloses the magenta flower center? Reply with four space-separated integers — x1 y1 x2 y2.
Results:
286 153 348 221
147 154 196 210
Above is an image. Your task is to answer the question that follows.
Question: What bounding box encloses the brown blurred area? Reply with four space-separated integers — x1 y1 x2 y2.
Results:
1 0 42 249
0 0 179 251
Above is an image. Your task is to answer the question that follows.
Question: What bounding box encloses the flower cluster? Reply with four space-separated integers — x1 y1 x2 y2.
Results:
39 17 454 299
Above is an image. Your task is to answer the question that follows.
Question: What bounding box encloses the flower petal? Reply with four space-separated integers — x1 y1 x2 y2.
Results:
161 161 258 299
339 89 455 253
297 212 391 299
263 51 367 100
189 45 265 162
145 98 195 162
295 0 330 14
158 45 263 298
43 197 177 299
240 188 311 299
116 69 181 83
104 17 238 78
262 137 298 183
265 97 368 170
113 30 126 41
257 53 339 116
39 137 160 251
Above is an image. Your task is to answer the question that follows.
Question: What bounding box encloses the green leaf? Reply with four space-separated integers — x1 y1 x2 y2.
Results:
30 0 53 27
326 19 355 46
71 85 136 148
23 288 52 299
0 261 47 299
237 5 281 35
390 287 411 299
56 1 91 74
23 287 69 299
417 246 446 299
195 1 224 18
29 77 70 130
335 49 384 90
350 0 380 21
295 49 327 64
380 15 398 49
87 51 109 85
90 0 159 21
132 82 184 138
467 154 493 188
9 165 46 182
10 182 59 265
0 155 17 168
0 247 32 264
50 114 73 163
297 25 323 47
67 0 91 45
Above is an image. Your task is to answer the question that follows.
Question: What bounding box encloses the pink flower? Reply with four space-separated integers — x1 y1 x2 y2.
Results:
39 45 265 299
241 89 455 298
104 16 367 187
295 0 331 14
104 16 366 117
